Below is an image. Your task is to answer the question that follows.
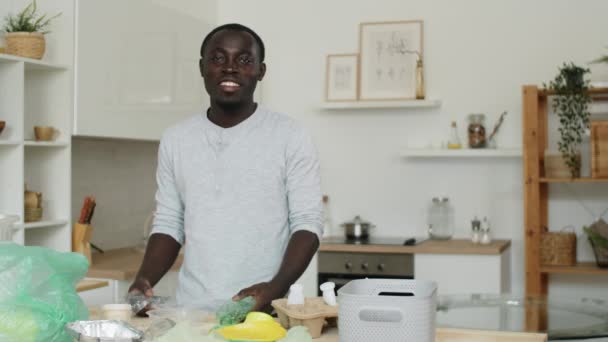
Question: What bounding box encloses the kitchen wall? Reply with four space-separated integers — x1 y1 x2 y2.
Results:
72 137 158 250
217 0 608 298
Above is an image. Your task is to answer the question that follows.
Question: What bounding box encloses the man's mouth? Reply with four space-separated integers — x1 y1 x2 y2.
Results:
219 80 241 92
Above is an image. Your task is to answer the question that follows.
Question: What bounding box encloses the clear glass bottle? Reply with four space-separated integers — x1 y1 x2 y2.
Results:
322 195 333 237
428 197 454 240
467 114 487 148
447 121 462 149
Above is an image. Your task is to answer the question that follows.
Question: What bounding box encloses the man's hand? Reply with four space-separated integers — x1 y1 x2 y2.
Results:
129 277 154 297
128 277 154 317
233 281 285 312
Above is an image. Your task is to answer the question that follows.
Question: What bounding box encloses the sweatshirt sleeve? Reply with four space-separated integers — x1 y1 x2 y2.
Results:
150 131 185 245
285 125 324 239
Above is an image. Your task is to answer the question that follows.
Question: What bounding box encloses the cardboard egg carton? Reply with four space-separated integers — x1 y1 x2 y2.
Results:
271 297 338 339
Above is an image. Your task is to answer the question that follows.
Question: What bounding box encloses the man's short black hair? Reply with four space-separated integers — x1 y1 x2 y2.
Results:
200 23 265 62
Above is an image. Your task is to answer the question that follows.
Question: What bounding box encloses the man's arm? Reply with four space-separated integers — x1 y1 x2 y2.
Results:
129 131 185 297
129 234 181 296
233 230 319 311
235 124 323 311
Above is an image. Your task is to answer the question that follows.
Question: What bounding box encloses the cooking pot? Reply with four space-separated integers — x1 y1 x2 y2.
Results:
340 215 375 239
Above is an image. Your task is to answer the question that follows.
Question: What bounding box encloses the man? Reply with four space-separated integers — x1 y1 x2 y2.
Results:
128 23 323 312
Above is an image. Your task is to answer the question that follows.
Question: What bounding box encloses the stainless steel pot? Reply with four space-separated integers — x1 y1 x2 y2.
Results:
340 215 375 239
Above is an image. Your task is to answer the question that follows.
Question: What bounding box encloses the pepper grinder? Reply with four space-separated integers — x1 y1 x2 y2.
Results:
480 217 492 245
471 216 481 244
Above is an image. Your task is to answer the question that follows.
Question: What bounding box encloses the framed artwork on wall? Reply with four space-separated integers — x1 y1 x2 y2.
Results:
325 53 359 102
358 20 423 101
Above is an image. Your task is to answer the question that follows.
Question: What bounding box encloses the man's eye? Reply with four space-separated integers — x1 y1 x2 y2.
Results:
210 55 225 63
238 55 253 64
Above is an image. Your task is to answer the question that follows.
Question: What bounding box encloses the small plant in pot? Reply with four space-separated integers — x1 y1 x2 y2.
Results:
544 62 592 178
2 0 61 60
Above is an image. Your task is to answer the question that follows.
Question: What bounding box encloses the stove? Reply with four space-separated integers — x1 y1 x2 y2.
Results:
322 236 427 246
317 236 421 295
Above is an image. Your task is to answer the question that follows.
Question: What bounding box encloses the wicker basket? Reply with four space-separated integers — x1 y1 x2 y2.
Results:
5 32 46 60
540 229 576 266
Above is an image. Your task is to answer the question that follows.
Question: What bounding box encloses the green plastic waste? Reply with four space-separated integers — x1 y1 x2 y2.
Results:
0 243 89 342
216 296 256 326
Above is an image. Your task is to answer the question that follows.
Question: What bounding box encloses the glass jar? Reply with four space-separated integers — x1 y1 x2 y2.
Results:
428 197 454 240
467 114 487 148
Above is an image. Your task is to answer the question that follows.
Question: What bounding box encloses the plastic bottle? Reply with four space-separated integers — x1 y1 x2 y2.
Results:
287 283 304 305
320 282 337 306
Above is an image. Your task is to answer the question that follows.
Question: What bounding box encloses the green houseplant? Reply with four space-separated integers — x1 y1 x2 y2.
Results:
545 62 592 178
592 47 608 65
2 0 61 59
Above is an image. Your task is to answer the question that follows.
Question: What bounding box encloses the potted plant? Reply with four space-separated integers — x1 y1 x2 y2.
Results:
544 62 592 178
583 219 608 268
2 0 61 60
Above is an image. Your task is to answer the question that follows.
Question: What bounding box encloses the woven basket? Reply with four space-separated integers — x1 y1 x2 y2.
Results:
540 228 576 266
5 32 45 60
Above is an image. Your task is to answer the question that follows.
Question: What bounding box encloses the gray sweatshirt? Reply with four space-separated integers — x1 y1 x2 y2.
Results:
150 106 323 311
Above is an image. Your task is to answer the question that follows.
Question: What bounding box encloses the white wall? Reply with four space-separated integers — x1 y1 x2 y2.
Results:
72 137 158 250
217 0 608 298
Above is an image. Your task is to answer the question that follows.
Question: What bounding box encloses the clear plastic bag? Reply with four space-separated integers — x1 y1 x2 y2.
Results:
0 243 89 341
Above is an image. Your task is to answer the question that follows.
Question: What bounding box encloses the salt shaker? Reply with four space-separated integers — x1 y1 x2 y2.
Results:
471 216 481 244
481 217 492 245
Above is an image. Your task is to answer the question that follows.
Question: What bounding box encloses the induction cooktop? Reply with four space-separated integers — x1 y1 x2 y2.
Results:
322 236 427 246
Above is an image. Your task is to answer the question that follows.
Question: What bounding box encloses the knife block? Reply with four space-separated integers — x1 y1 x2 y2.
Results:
72 223 93 264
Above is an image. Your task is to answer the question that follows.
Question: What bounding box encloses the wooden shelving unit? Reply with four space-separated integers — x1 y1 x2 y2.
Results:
0 1 74 252
523 85 608 296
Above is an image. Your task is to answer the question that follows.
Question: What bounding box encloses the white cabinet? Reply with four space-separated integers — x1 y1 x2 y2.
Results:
415 249 511 295
0 0 75 252
74 0 217 140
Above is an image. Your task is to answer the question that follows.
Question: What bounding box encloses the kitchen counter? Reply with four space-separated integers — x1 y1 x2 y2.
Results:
76 279 109 292
88 307 550 341
87 247 183 280
319 238 510 255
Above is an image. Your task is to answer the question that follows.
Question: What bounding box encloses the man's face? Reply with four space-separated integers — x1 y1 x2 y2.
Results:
200 30 266 107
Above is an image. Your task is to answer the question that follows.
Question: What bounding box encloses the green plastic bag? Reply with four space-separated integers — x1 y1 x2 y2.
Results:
0 243 89 342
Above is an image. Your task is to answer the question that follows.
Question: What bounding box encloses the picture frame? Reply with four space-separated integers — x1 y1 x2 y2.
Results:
325 53 359 102
358 20 423 101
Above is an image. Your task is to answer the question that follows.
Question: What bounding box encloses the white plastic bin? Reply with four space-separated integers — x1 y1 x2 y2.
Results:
338 278 437 342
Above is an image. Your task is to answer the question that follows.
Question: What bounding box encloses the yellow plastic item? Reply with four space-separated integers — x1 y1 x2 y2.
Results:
217 312 287 341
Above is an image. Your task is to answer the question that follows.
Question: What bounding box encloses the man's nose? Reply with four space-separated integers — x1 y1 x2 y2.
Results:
223 58 238 73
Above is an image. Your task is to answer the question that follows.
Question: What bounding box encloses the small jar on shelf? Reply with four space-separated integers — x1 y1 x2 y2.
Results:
467 114 487 148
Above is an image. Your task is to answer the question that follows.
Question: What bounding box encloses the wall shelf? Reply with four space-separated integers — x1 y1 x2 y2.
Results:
540 177 608 183
24 219 69 230
0 140 20 146
24 141 69 147
540 262 608 276
321 99 441 110
401 148 522 158
0 53 68 71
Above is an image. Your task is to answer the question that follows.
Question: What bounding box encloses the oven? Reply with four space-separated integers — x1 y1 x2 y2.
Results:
317 251 414 295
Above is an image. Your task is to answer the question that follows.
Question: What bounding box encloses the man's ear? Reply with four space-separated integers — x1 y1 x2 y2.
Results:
199 58 205 77
258 63 266 81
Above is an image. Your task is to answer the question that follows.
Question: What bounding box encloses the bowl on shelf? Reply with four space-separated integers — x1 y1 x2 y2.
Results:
34 126 59 141
0 121 5 135
24 207 43 222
